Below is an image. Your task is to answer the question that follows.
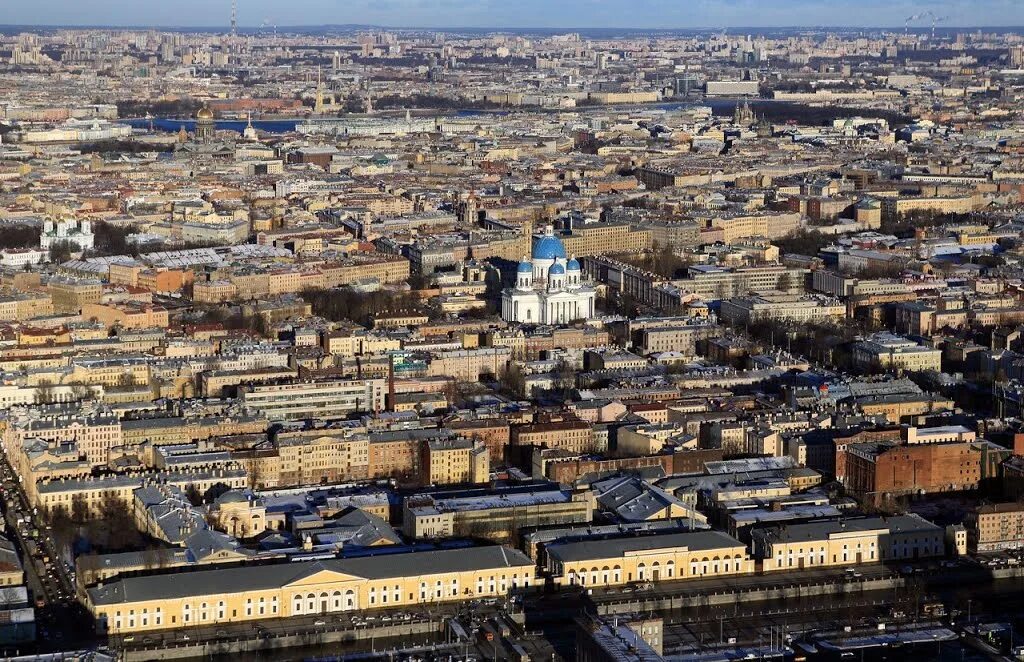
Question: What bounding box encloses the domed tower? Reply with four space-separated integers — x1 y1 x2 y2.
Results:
516 257 533 289
531 225 567 281
195 104 216 143
566 255 581 286
548 261 566 290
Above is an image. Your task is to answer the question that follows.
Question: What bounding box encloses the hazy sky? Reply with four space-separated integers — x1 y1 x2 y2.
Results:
5 0 1024 29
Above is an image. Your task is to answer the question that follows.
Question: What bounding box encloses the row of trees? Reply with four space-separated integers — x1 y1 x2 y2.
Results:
615 241 694 279
47 493 143 555
115 97 203 118
301 287 423 327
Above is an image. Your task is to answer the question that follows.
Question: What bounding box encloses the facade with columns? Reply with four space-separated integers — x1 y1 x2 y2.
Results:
501 226 596 325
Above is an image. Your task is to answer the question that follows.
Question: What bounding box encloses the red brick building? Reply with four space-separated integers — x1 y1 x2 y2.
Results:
844 441 981 504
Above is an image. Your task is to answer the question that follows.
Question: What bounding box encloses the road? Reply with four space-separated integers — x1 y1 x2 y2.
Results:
0 448 92 654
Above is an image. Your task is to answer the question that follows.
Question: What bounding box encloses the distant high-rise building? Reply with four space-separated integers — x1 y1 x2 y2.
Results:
1010 46 1024 68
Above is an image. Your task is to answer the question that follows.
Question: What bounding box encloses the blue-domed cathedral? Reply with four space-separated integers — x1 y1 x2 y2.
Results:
501 226 597 324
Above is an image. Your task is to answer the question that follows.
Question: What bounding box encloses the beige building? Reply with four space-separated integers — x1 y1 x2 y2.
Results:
719 293 846 325
851 333 943 373
48 277 103 313
420 438 489 486
546 530 753 588
82 302 169 330
965 502 1024 552
277 434 369 485
403 486 593 542
511 418 595 454
0 291 53 321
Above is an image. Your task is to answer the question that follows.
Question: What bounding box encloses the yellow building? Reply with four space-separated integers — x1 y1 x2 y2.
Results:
82 302 169 330
752 515 943 572
546 530 753 588
88 546 535 634
0 291 53 321
965 502 1024 552
420 438 489 486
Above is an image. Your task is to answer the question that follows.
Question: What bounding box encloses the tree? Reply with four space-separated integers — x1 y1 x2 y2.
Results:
48 240 75 264
773 228 830 257
0 224 42 250
243 451 263 490
70 493 89 524
496 364 526 399
184 484 203 506
47 505 76 556
95 493 141 550
35 380 58 405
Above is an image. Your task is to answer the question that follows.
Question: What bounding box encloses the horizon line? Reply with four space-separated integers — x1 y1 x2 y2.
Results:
2 22 1024 32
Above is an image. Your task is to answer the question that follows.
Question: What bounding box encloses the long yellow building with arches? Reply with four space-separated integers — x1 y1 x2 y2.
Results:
545 531 754 587
87 546 535 635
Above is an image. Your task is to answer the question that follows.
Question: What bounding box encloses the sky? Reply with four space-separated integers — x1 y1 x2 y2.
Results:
4 0 1024 29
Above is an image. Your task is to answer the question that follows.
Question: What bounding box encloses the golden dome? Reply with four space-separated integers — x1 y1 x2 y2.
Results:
196 105 214 120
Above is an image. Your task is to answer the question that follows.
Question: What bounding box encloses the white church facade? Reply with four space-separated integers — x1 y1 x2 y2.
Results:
501 226 596 325
40 218 94 253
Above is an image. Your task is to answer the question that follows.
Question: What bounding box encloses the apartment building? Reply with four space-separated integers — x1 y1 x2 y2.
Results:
34 469 248 519
3 410 122 467
681 265 808 299
719 293 846 325
47 277 103 313
511 418 595 454
420 438 489 486
851 333 943 373
0 291 52 321
965 502 1024 552
240 379 387 421
277 435 370 485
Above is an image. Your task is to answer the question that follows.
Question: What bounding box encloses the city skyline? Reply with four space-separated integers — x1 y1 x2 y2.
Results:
5 0 1024 30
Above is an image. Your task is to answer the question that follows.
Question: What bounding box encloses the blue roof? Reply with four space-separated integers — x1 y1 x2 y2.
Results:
517 260 532 273
566 257 580 270
532 235 567 260
549 263 565 275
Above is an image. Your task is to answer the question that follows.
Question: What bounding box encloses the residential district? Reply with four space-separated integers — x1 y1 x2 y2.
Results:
1 21 1024 662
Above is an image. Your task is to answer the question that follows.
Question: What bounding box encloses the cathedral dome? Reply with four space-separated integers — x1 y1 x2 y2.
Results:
196 105 215 120
517 260 533 273
548 263 565 275
532 235 566 260
566 257 580 271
